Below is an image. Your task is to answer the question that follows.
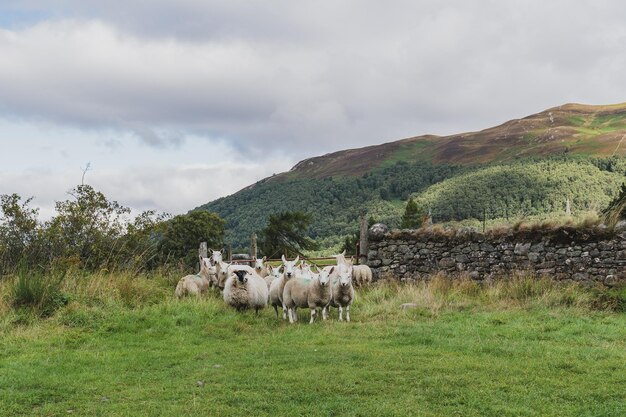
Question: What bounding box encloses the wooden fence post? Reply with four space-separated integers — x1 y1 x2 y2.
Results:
359 216 369 266
198 242 207 270
250 233 258 260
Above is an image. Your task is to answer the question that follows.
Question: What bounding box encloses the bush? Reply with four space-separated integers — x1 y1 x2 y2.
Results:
0 186 225 273
590 286 626 312
10 268 68 317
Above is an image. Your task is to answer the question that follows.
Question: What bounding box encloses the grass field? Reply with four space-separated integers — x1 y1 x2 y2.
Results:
0 272 625 416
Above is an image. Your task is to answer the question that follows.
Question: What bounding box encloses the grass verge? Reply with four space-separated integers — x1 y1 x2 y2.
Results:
0 273 624 416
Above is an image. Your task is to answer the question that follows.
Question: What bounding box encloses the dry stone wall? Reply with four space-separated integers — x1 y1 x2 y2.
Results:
366 224 626 286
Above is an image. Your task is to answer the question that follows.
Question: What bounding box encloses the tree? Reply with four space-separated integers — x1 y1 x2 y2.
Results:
157 210 225 268
259 211 318 258
44 185 130 269
401 199 425 229
602 183 626 228
0 194 41 270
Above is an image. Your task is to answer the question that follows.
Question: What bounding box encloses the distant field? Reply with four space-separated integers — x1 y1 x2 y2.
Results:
0 273 625 416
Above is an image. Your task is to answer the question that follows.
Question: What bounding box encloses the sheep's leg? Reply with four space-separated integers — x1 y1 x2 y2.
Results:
288 308 296 324
322 306 329 321
339 306 344 321
273 305 279 319
293 307 298 322
282 304 288 320
309 308 316 324
346 305 351 322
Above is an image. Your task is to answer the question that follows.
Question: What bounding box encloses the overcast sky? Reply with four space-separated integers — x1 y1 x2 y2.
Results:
1 1 625 219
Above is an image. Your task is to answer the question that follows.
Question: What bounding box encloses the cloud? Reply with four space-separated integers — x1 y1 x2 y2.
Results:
0 154 294 221
0 1 625 160
1 1 626 221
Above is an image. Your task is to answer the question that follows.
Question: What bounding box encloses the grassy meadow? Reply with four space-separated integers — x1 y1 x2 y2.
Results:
0 271 625 417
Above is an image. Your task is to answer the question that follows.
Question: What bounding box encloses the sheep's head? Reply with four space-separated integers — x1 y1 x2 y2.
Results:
234 270 249 284
210 249 224 266
334 250 347 264
338 264 352 287
281 255 299 278
199 256 213 273
254 256 266 272
318 266 333 287
269 265 283 279
299 261 312 280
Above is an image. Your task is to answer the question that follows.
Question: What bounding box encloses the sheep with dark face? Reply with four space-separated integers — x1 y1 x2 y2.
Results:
223 266 268 314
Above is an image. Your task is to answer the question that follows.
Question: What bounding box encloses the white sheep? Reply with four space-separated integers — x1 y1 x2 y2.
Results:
209 248 224 266
295 260 313 280
174 256 216 298
215 260 232 291
254 256 269 278
223 266 268 314
352 265 373 287
282 266 334 324
334 251 371 287
264 264 281 290
327 263 355 322
269 255 299 319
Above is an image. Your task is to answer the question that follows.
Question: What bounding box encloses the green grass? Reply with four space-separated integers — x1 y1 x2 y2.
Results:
379 140 438 169
0 274 625 416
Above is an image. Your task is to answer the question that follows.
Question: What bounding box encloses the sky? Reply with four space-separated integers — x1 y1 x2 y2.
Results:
1 1 626 220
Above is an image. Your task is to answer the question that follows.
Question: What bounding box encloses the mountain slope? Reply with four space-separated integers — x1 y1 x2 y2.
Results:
198 103 626 249
283 103 626 178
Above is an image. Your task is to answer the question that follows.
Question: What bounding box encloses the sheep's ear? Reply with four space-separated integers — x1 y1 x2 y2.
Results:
267 265 273 273
281 255 287 263
341 250 346 256
329 266 335 274
294 255 300 264
262 256 267 262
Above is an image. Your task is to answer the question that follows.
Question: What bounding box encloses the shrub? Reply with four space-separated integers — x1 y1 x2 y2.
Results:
590 286 626 312
10 268 68 317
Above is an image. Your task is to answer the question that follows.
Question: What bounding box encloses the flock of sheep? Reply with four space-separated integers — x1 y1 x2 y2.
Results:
175 250 373 323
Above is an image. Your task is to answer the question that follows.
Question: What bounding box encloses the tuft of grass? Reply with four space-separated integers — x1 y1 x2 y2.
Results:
60 270 172 309
589 286 626 312
9 268 68 318
370 273 621 315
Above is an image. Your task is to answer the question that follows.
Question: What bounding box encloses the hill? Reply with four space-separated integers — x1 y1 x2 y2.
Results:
197 103 626 250
284 103 626 178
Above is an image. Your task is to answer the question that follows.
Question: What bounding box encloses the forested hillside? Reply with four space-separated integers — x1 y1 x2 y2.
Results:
197 103 626 250
415 158 626 222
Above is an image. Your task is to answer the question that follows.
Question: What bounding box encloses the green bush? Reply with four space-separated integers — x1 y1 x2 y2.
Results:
590 286 626 312
11 268 68 317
